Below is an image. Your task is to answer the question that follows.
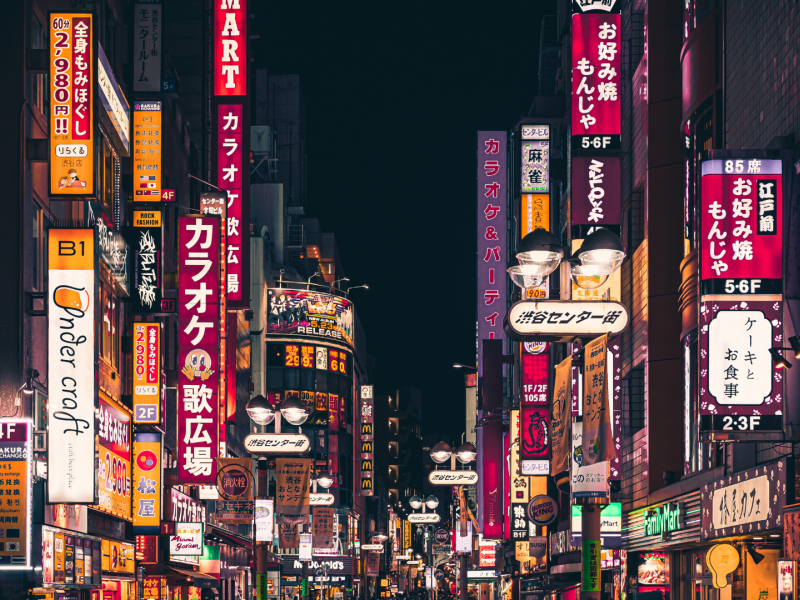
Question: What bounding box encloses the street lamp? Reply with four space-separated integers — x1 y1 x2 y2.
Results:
425 495 439 510
408 495 423 510
348 284 369 292
452 364 477 371
455 442 477 464
770 347 793 369
372 533 388 543
279 396 310 426
429 442 452 464
574 228 626 276
315 470 335 489
245 395 276 425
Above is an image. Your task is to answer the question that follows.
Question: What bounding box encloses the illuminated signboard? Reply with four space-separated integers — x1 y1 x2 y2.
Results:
94 394 132 520
571 0 621 150
132 433 162 535
50 13 94 196
133 101 162 200
267 289 354 346
571 157 621 227
521 125 549 194
360 386 374 496
0 420 32 568
133 4 161 92
214 0 247 96
571 503 621 547
47 229 96 504
217 106 245 300
132 323 161 424
128 211 163 315
177 217 220 484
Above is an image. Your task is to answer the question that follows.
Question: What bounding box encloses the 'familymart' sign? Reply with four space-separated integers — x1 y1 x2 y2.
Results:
644 502 683 540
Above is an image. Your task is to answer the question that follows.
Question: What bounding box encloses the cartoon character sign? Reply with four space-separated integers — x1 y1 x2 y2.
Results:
521 408 549 459
181 349 215 381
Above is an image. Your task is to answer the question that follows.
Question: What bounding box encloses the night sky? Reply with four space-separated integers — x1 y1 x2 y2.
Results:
254 1 557 441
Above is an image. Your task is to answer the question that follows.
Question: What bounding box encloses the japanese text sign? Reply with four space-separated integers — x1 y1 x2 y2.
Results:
700 158 783 297
268 289 354 346
47 229 96 504
166 488 206 523
700 300 783 434
216 106 245 299
94 394 132 520
214 0 247 96
582 335 615 467
571 1 621 149
313 506 335 549
522 194 550 238
521 126 549 194
133 323 161 424
477 131 507 377
572 157 621 226
178 217 220 484
701 459 786 540
132 432 162 535
551 356 572 476
360 388 374 496
275 458 311 525
50 13 94 196
506 300 629 341
0 420 31 567
134 4 161 92
255 498 274 542
127 211 163 314
522 343 549 405
133 102 162 200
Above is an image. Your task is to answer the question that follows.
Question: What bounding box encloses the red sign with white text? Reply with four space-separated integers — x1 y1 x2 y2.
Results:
217 105 244 301
571 10 621 148
214 0 247 96
177 217 220 484
700 158 783 297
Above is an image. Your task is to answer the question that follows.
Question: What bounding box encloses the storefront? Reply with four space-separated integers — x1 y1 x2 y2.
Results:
281 555 354 600
98 538 137 600
37 525 103 599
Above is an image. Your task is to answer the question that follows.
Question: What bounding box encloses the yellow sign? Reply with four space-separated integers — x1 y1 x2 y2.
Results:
94 392 132 520
133 102 162 200
521 194 549 236
509 411 530 503
134 211 162 227
101 539 135 574
49 229 94 271
132 433 162 533
706 543 740 588
50 13 94 196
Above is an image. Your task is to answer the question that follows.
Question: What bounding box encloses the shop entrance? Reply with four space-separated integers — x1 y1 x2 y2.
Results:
678 549 726 600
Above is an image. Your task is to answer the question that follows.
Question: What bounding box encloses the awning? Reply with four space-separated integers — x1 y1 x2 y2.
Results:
165 566 220 589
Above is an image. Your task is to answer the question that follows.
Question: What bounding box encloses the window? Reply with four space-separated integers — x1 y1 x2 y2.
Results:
31 15 48 117
97 136 119 221
32 204 48 292
99 270 122 371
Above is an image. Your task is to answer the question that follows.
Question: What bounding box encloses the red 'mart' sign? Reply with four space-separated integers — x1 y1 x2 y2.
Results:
214 0 247 96
178 216 220 484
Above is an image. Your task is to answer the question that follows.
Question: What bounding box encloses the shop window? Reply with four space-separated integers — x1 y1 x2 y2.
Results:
266 343 284 366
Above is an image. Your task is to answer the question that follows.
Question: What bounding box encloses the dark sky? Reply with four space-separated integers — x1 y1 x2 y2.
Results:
254 1 557 441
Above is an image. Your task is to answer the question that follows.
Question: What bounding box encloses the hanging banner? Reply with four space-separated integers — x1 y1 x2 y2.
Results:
571 0 621 150
132 323 161 424
551 357 572 476
0 420 32 568
132 101 162 200
127 211 163 314
50 13 94 196
278 522 299 549
132 432 162 535
255 499 274 542
47 229 96 504
275 458 311 525
700 158 783 297
133 4 161 92
477 131 506 378
700 300 783 435
366 552 380 576
312 506 335 549
583 335 615 466
94 394 132 520
177 217 220 484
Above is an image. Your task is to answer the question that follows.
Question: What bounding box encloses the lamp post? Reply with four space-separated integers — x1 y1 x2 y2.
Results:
246 395 312 600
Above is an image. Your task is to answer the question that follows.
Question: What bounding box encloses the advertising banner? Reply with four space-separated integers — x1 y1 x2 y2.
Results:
133 4 161 92
700 158 783 297
47 229 96 504
571 157 621 226
699 300 783 434
571 1 621 149
101 539 135 574
133 101 162 199
132 433 161 535
571 503 621 547
42 526 102 587
583 335 615 466
313 506 335 549
45 504 87 534
170 523 204 556
477 131 506 377
166 488 207 523
94 394 132 520
132 323 161 424
278 522 299 549
551 357 572 476
267 289 354 346
481 415 504 538
128 211 163 314
521 194 550 238
0 421 31 567
177 217 220 484
521 125 549 194
275 458 311 525
214 0 247 96
255 499 274 542
50 13 94 196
